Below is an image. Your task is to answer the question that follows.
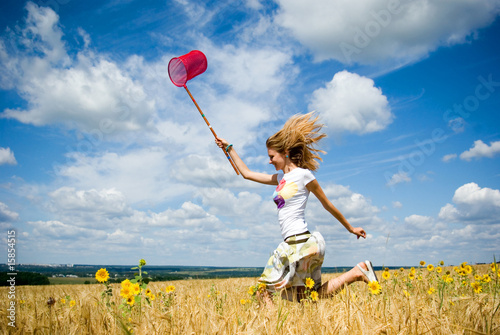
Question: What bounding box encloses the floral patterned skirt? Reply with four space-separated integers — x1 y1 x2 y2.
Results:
258 232 325 292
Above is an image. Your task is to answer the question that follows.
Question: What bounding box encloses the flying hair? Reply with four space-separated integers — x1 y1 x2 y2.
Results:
266 112 326 171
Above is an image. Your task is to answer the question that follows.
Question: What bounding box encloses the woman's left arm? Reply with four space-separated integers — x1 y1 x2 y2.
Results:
306 179 366 239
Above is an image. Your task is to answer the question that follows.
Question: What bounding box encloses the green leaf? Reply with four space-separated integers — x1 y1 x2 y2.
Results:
142 271 148 275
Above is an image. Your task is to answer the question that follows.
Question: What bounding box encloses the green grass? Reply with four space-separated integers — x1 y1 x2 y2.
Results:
48 277 95 285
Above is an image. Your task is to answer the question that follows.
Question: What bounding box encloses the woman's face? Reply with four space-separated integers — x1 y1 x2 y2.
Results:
267 147 287 171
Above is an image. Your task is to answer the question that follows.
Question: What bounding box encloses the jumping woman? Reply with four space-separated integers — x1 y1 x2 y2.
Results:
215 112 378 303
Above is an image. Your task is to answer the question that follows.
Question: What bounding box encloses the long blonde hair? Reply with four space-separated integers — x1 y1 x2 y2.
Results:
266 112 326 171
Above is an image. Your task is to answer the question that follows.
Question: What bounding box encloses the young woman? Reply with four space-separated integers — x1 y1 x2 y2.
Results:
215 112 378 303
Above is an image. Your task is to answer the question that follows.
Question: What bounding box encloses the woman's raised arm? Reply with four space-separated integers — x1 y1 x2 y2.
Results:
215 137 278 185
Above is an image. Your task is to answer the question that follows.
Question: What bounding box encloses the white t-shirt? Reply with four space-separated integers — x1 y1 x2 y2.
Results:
272 167 316 240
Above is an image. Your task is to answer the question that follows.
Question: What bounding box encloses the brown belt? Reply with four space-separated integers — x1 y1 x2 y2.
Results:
285 231 311 244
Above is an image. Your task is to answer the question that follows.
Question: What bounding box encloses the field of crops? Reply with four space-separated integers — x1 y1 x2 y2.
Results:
2 260 499 334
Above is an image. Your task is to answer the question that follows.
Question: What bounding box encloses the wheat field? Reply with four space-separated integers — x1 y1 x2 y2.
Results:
1 262 499 335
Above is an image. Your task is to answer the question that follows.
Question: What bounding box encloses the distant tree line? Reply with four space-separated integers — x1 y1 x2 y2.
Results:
0 272 50 286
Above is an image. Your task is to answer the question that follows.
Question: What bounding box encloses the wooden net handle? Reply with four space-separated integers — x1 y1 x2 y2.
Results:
183 85 240 175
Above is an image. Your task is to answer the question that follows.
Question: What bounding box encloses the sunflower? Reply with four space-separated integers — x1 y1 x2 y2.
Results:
258 283 267 292
442 274 454 283
368 281 381 295
427 287 436 295
310 291 319 301
248 286 256 296
382 271 390 280
436 266 442 273
165 285 176 293
408 272 415 280
420 261 426 267
69 300 76 307
132 283 141 295
427 264 434 272
120 286 133 298
305 278 315 289
240 299 247 305
126 296 135 306
482 274 491 283
121 279 132 288
471 281 482 294
95 268 110 283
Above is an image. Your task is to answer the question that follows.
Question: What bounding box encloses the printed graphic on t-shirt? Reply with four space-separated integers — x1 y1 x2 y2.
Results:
273 178 298 209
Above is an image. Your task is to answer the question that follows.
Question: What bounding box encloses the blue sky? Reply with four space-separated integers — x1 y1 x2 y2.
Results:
1 0 499 267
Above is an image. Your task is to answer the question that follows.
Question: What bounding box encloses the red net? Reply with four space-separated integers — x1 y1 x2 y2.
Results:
168 50 207 87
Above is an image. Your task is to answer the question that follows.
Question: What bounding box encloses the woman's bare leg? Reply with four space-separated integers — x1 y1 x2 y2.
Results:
318 262 369 298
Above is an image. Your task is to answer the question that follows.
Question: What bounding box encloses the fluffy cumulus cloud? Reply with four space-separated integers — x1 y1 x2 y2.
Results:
274 0 500 64
0 3 156 134
29 220 107 239
0 147 17 165
382 210 495 265
439 183 500 223
148 201 221 227
49 187 130 216
54 148 186 205
309 71 393 135
460 140 500 161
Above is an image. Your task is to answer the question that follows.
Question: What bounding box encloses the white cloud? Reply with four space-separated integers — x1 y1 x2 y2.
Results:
309 71 393 135
442 153 457 162
55 148 188 205
0 202 19 222
0 3 156 134
173 0 215 27
29 220 106 239
22 2 70 66
245 0 263 10
207 45 294 98
460 140 500 161
438 183 500 222
49 187 130 216
274 0 500 64
392 201 402 208
149 201 221 227
0 147 17 165
386 171 411 187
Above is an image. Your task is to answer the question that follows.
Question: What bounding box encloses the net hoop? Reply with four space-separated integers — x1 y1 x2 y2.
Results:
168 50 207 87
